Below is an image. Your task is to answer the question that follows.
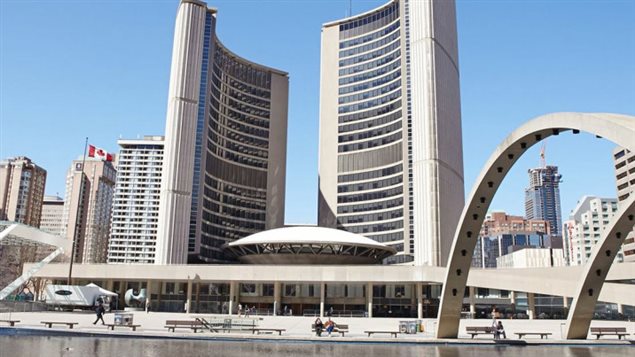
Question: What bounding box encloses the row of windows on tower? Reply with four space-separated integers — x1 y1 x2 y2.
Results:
338 197 403 214
339 69 401 95
339 60 400 86
339 49 401 77
339 40 400 68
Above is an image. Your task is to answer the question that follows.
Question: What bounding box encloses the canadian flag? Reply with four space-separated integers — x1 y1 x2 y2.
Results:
88 145 113 162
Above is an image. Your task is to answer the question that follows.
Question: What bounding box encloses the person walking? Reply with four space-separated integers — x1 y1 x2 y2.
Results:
93 303 106 325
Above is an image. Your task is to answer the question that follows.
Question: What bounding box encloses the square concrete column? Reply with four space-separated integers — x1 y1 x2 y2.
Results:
416 284 423 319
273 282 281 316
229 281 237 315
469 286 476 317
563 295 569 309
186 280 193 313
320 282 325 318
367 282 373 318
146 280 152 309
617 303 624 315
527 293 536 320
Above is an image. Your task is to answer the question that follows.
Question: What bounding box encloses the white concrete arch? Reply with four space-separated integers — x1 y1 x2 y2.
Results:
564 193 635 338
436 112 635 338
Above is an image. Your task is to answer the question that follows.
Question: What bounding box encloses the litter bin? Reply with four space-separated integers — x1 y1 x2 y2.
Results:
114 313 134 326
406 321 417 334
399 321 408 333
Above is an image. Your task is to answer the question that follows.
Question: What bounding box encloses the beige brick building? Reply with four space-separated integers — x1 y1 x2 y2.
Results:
0 156 46 227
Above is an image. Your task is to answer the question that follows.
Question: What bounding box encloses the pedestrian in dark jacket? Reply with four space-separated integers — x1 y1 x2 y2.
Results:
93 303 106 325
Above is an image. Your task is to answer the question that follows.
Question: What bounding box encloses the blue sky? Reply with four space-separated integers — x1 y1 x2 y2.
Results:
1 0 634 224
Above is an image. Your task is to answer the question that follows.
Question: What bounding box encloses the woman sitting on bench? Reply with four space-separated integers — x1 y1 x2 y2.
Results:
496 321 506 339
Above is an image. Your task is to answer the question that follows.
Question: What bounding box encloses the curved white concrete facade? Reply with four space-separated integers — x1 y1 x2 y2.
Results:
156 0 207 264
157 1 288 264
436 112 635 338
318 0 464 266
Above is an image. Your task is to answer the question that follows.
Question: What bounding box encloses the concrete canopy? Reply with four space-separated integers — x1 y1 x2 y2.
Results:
435 112 635 338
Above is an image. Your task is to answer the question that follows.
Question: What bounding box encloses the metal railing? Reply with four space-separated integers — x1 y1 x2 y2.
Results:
0 300 51 314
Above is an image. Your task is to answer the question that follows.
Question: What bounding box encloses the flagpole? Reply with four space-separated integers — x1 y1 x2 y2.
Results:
68 137 88 285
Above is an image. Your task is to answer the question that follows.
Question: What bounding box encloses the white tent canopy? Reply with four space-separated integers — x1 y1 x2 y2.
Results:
85 283 118 296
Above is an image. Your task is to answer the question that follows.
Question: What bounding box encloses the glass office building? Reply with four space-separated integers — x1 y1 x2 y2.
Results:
318 0 464 265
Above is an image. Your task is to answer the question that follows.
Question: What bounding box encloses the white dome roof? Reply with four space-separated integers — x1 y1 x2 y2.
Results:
228 226 393 250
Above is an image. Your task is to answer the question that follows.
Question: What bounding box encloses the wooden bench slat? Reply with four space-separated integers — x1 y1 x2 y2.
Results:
515 332 552 339
41 321 78 329
105 324 141 331
590 327 629 339
364 330 400 338
465 326 495 339
0 320 20 327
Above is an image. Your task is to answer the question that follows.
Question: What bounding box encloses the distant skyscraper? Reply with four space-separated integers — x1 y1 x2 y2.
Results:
107 136 163 264
317 0 464 266
40 195 64 236
0 156 46 227
472 211 551 268
562 196 623 266
156 0 289 264
525 165 562 237
613 147 635 262
61 158 116 263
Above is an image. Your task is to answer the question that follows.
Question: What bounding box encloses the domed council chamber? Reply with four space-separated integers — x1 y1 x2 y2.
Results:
224 226 396 264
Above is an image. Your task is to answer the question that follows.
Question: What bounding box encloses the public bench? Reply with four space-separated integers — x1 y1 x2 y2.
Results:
41 321 78 329
311 323 349 336
466 326 494 339
165 320 204 332
364 330 400 338
251 328 286 336
590 327 630 340
105 324 141 331
515 332 552 339
0 320 20 327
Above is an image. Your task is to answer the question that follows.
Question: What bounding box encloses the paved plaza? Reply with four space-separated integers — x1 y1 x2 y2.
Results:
2 311 633 344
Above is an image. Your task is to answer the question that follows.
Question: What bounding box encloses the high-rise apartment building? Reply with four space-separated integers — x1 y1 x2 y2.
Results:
156 0 289 264
107 136 163 264
472 211 552 268
61 158 116 263
525 165 562 237
613 147 635 262
40 195 64 236
562 196 623 266
0 156 46 227
317 0 464 265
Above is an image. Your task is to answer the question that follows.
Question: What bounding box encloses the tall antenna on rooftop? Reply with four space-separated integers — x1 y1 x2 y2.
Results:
349 0 352 17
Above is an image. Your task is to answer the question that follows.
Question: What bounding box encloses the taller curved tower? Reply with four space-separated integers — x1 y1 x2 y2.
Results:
318 0 464 266
157 0 288 264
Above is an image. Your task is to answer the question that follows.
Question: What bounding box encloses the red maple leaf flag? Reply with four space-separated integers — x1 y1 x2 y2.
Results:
88 144 113 162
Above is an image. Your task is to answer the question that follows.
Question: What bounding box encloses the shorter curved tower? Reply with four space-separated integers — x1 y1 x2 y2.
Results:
157 0 288 264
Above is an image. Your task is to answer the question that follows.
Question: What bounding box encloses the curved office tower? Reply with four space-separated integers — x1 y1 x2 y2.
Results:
157 0 288 264
318 0 464 265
